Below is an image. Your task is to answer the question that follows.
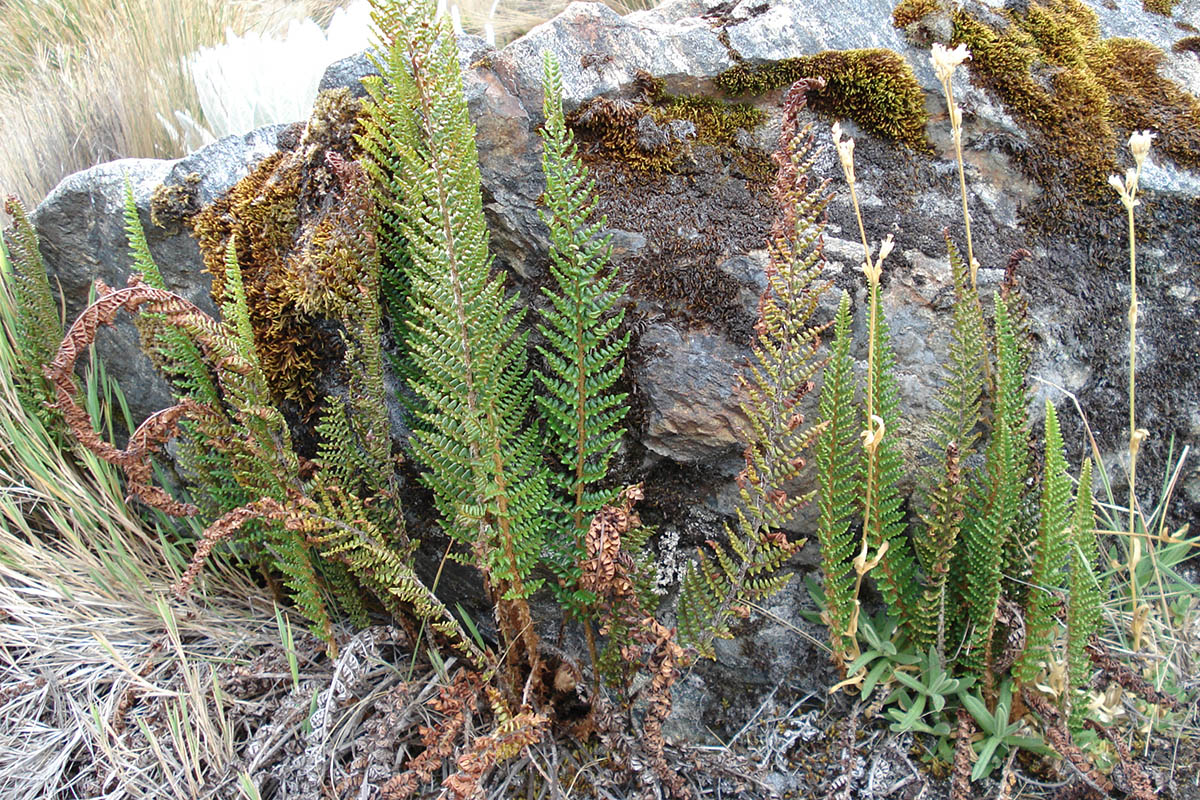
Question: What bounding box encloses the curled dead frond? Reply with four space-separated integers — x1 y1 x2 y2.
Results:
443 710 548 800
580 485 688 799
42 277 237 515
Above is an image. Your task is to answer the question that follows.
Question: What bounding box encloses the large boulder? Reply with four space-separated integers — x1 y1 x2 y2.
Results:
32 125 289 423
31 0 1200 742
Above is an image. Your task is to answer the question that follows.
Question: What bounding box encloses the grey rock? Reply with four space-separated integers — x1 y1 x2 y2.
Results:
318 51 382 98
32 125 285 423
633 323 747 462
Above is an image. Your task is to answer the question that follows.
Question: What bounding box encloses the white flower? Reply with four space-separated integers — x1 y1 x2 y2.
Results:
1129 130 1155 168
931 42 971 84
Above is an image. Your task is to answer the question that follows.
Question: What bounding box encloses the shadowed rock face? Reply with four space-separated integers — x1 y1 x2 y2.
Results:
32 0 1200 740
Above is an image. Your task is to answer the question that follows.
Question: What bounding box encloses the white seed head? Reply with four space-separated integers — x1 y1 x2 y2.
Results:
1128 130 1155 168
1109 168 1140 210
931 42 971 84
834 131 856 184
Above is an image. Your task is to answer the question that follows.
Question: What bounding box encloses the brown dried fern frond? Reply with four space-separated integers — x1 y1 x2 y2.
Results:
1024 689 1115 796
380 668 483 800
443 709 548 800
43 278 230 516
1084 718 1155 800
1086 636 1182 711
580 484 688 799
173 496 301 597
950 707 974 800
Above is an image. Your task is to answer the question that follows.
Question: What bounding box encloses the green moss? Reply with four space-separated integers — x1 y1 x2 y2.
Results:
1143 0 1179 16
566 75 768 176
892 0 944 29
1095 38 1200 171
1173 36 1200 55
950 0 1200 220
714 49 929 150
190 88 369 410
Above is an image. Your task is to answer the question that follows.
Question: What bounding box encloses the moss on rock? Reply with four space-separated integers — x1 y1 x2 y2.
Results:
1173 36 1200 54
949 0 1200 228
566 72 768 176
150 172 202 230
714 49 929 150
892 0 944 30
189 88 369 413
1142 0 1179 16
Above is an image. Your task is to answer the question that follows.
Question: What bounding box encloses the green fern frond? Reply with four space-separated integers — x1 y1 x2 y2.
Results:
536 50 630 614
815 291 860 665
1 196 64 427
1066 458 1100 732
864 282 926 647
1013 400 1072 686
914 237 988 660
678 109 826 658
959 293 1023 676
360 0 546 624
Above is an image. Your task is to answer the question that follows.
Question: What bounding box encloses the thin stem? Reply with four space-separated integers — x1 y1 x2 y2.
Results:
1126 198 1142 649
947 81 976 290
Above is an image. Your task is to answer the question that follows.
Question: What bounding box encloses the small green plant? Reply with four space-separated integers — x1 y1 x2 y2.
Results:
960 679 1054 781
885 646 971 736
833 611 921 699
